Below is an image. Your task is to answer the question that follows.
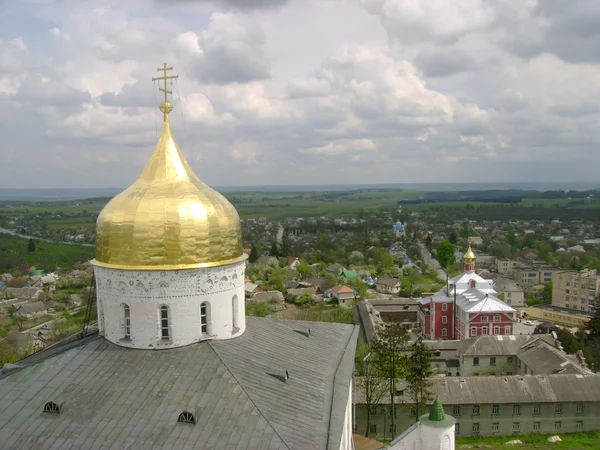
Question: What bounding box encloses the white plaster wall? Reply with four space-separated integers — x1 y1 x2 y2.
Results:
339 379 354 450
93 261 246 349
420 422 455 450
390 421 455 450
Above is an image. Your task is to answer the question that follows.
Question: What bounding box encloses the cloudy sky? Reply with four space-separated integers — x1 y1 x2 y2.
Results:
2 0 600 188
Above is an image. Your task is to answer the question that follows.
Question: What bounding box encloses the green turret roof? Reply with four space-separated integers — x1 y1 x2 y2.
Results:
428 397 446 422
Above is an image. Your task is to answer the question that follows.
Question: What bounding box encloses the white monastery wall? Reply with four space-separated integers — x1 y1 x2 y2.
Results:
94 260 246 349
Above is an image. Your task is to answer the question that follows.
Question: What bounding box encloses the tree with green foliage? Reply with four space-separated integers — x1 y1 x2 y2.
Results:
448 231 457 244
27 238 36 254
249 245 259 263
369 247 394 272
5 305 17 317
269 242 280 257
296 261 312 280
281 232 291 257
245 301 273 317
266 266 286 292
556 328 584 354
0 341 18 366
586 297 600 338
293 293 316 307
435 240 455 269
585 297 600 372
406 331 435 420
355 344 386 438
12 315 27 331
542 282 553 302
425 234 433 250
506 230 517 247
371 323 409 440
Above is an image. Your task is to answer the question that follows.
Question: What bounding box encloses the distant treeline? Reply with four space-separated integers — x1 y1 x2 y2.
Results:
427 204 600 222
399 189 599 205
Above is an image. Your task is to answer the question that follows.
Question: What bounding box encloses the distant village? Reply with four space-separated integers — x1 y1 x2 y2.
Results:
1 204 600 443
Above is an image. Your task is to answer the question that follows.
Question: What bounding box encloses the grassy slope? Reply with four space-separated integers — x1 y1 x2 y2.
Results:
456 431 600 449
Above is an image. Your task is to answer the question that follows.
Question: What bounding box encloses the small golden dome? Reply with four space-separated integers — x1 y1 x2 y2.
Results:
93 65 243 270
463 244 476 262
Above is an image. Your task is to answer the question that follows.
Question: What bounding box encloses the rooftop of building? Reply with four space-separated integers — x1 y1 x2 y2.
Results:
0 317 358 450
356 374 600 405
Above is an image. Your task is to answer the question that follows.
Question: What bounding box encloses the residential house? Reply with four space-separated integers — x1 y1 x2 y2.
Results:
244 282 260 297
375 277 401 295
522 249 538 259
2 287 40 300
286 287 317 300
341 270 358 282
256 255 279 266
552 269 599 313
15 301 48 319
326 264 345 277
468 236 483 246
0 273 13 283
305 277 328 295
327 284 356 307
251 291 285 306
286 257 300 270
401 262 422 274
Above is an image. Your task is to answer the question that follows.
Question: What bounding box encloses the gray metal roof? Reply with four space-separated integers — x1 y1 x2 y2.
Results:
0 317 358 450
461 334 535 356
517 341 589 375
355 374 600 405
432 374 600 404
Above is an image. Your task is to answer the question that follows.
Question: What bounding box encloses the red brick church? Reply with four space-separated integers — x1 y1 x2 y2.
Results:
418 245 517 340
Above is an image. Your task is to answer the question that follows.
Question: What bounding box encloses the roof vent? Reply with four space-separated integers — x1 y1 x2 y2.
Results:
43 401 63 414
178 411 196 424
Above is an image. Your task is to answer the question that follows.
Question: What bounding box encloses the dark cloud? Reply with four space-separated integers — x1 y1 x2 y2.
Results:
503 0 600 62
415 48 473 77
100 80 156 108
188 51 271 84
15 74 91 109
155 0 290 11
186 15 271 84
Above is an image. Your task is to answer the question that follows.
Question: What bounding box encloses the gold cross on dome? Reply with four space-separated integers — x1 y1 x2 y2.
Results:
152 63 179 120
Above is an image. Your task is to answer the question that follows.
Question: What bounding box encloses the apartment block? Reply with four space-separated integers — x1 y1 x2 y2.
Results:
496 258 560 292
552 269 599 313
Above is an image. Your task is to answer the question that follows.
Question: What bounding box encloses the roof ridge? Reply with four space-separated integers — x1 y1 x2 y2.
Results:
208 340 291 450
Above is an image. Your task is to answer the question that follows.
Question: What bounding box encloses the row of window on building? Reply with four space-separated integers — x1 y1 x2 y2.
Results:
369 403 584 418
452 403 584 416
121 295 239 340
472 356 514 366
470 326 512 336
458 420 583 434
369 419 587 436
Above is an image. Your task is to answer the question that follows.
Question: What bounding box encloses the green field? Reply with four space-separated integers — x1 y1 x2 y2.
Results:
1 189 599 225
456 431 600 449
0 234 94 272
226 189 427 219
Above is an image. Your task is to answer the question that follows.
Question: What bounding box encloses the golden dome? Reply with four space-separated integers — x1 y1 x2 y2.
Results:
463 244 476 262
93 65 244 270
